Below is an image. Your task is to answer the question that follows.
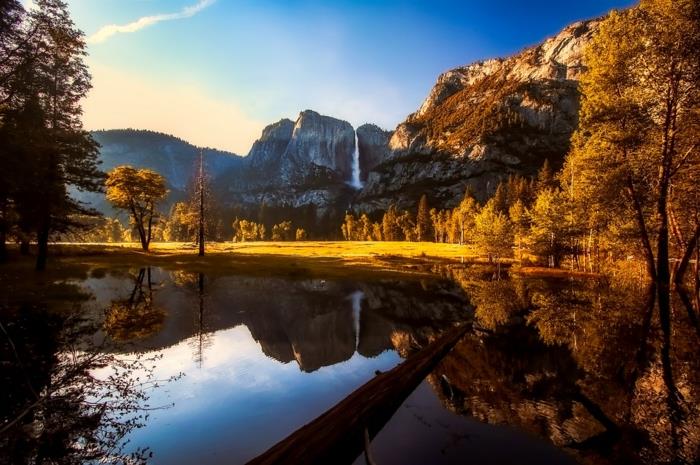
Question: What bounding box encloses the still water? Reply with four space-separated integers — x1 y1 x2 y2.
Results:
1 265 698 464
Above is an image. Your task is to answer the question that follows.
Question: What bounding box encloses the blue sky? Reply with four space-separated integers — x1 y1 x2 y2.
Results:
35 0 634 153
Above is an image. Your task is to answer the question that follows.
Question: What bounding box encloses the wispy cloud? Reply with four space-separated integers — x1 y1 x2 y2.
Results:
88 0 215 44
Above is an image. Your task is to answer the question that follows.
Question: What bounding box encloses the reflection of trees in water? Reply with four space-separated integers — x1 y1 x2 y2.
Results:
169 270 213 368
0 301 176 464
190 273 212 368
432 268 700 465
104 268 166 341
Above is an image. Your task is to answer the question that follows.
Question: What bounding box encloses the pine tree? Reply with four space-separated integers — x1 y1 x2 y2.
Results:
0 1 28 261
473 200 513 262
0 0 25 104
509 200 530 261
342 212 356 240
528 189 570 268
359 213 372 241
491 182 509 214
415 194 433 242
454 190 479 245
535 159 556 194
382 205 401 241
26 0 103 269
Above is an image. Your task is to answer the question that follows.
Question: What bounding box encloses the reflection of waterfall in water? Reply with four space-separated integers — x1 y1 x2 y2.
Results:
349 290 364 351
349 131 363 189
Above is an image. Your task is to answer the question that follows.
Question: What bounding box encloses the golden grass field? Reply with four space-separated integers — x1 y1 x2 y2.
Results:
0 241 478 289
0 242 597 297
54 241 478 278
147 241 476 260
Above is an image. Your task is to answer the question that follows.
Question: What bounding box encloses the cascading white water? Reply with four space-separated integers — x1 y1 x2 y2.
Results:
349 131 363 189
349 290 364 351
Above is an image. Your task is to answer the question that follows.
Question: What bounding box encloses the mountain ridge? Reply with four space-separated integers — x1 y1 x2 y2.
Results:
355 18 599 212
82 15 602 230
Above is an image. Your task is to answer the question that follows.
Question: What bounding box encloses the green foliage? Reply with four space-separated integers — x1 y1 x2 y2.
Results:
381 205 402 241
563 0 700 278
342 212 380 241
527 188 572 267
0 0 103 268
163 202 197 242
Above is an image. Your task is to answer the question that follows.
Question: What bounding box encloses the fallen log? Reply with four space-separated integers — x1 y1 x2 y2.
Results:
247 323 470 465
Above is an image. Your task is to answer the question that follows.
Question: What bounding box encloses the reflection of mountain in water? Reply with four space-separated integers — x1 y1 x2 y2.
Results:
99 269 472 373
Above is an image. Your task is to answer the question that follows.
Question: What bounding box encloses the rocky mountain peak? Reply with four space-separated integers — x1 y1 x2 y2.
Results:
284 110 355 179
413 19 598 123
247 118 295 169
89 16 604 224
359 17 601 214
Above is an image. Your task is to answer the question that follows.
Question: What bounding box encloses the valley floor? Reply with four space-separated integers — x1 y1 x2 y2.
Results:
0 242 477 287
0 241 599 290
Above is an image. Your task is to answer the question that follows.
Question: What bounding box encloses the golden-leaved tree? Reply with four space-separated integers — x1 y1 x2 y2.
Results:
563 0 700 294
106 166 167 252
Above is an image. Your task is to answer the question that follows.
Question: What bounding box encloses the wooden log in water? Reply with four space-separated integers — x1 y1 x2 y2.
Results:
246 323 470 465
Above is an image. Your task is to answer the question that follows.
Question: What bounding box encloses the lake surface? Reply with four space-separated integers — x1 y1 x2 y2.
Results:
1 264 698 464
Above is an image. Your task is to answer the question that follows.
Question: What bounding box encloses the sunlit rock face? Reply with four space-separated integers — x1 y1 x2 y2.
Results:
214 110 357 213
355 19 599 212
282 110 355 183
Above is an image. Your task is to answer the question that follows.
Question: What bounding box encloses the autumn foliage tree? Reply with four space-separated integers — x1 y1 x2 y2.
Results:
416 194 433 242
106 166 167 252
563 0 700 292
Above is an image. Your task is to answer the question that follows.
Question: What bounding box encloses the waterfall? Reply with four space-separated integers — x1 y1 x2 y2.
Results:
349 131 363 189
350 290 364 351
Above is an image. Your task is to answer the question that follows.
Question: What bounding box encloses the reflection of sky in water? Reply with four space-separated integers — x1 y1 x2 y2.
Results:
9 266 694 465
77 268 579 465
97 315 400 464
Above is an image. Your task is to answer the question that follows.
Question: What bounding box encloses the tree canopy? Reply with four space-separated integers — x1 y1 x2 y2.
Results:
106 166 167 252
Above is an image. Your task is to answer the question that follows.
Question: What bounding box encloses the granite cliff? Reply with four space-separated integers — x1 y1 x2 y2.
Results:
215 110 359 213
355 19 599 212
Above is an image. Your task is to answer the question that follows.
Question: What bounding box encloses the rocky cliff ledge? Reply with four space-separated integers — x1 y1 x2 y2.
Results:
354 19 599 212
216 110 357 212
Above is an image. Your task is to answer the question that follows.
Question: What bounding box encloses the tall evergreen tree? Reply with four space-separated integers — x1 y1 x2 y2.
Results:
535 159 556 193
415 194 433 242
0 0 26 261
454 190 479 245
25 0 103 269
382 205 401 241
491 182 509 214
